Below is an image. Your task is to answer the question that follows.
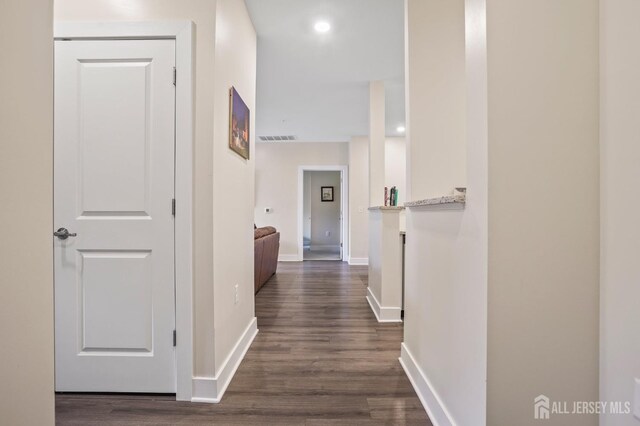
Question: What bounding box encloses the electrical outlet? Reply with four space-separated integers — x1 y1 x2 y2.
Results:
634 378 640 420
234 284 239 304
326 231 331 237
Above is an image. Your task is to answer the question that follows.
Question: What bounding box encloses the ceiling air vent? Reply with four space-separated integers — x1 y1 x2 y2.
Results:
259 135 297 141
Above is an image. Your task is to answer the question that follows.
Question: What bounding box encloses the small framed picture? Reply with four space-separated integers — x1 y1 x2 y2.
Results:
321 186 334 202
229 87 250 160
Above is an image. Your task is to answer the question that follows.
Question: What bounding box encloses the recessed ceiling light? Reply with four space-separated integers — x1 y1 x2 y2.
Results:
314 21 331 33
397 126 406 133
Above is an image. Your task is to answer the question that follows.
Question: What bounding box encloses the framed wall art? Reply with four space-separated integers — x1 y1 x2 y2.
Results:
229 86 250 160
321 186 334 202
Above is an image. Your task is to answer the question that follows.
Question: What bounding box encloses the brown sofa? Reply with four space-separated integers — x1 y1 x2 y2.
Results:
254 226 280 293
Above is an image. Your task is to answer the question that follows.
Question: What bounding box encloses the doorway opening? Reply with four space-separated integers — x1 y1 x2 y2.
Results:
303 170 342 260
297 165 349 262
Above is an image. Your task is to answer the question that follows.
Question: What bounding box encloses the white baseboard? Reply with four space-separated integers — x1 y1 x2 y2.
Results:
191 377 217 404
399 343 454 426
191 317 258 403
348 257 369 266
278 254 301 262
366 287 402 323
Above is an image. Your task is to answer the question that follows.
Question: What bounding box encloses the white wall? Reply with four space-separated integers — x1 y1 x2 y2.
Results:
368 209 404 321
211 0 257 377
303 174 311 242
600 1 640 425
385 137 407 231
0 1 55 424
403 1 599 424
385 137 407 205
486 0 600 424
402 1 486 425
405 0 466 202
369 81 386 207
305 171 341 247
255 142 348 259
348 137 370 263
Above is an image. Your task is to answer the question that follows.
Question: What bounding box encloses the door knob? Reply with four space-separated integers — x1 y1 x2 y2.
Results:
53 227 77 240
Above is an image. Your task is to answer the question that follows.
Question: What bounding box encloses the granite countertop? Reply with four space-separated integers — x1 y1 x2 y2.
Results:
404 194 466 208
368 206 406 211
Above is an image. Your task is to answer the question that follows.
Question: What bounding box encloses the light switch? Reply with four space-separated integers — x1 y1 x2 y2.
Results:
634 378 640 420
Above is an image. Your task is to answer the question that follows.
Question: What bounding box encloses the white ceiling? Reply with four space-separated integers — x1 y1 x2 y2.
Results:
245 0 405 142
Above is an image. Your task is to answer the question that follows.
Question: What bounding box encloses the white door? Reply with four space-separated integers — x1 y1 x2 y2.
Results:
54 40 176 393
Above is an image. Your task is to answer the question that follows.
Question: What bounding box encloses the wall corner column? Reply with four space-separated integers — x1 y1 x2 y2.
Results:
369 81 386 207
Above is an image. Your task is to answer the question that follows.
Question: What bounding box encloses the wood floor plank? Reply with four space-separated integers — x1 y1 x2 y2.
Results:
56 261 431 425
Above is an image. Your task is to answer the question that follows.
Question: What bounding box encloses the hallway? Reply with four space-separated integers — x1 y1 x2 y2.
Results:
55 262 430 425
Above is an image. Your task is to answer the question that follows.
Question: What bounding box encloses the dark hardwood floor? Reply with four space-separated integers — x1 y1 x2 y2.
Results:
56 261 431 425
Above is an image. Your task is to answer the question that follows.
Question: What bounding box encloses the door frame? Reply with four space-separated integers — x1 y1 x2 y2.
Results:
297 166 349 262
54 21 194 401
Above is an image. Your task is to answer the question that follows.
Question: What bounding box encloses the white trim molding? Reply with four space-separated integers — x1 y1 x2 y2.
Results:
192 318 258 403
348 257 369 266
399 343 455 426
278 254 301 262
54 21 192 39
54 20 195 402
297 165 349 262
366 287 402 323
